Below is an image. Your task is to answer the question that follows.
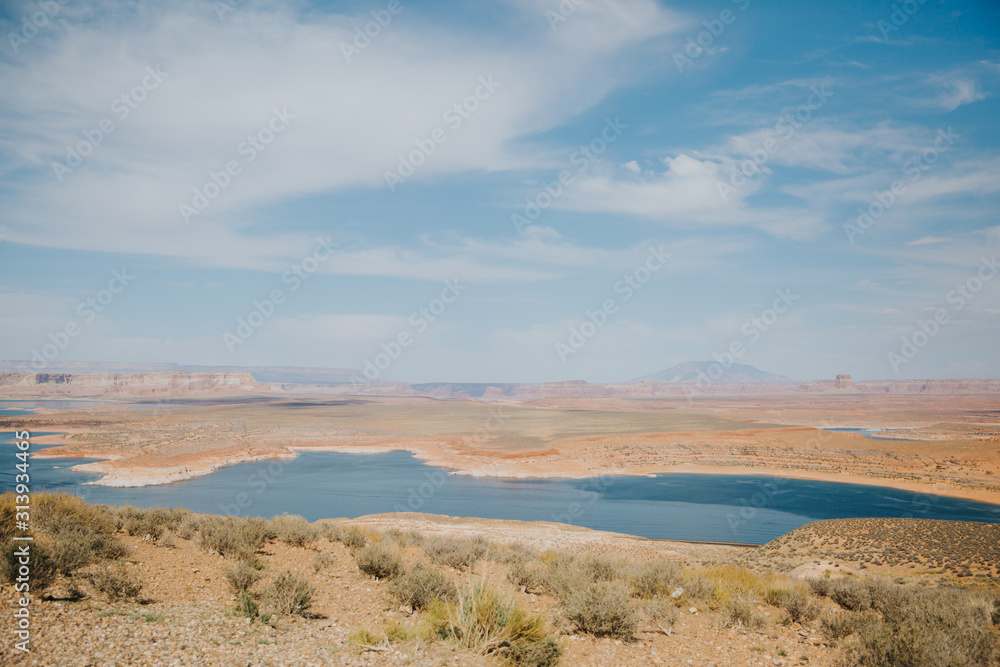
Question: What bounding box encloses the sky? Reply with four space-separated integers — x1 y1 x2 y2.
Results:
0 0 998 383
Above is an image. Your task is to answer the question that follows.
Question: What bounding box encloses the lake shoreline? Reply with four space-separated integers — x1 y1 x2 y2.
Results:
28 433 1000 507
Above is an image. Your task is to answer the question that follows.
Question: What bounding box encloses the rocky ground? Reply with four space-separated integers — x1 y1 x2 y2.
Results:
1 515 846 667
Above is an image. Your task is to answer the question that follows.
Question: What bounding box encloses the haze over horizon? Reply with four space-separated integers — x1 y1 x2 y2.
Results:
1 0 999 383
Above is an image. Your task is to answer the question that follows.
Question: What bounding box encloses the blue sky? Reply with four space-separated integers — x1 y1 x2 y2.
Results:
0 0 998 383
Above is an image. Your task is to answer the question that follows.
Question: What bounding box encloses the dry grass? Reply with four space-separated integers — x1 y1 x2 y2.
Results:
424 578 562 666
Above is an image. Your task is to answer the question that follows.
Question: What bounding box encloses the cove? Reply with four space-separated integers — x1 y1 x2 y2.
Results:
5 441 1000 544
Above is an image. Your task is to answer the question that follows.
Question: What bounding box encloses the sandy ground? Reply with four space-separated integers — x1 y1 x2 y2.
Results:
5 393 999 505
0 514 844 666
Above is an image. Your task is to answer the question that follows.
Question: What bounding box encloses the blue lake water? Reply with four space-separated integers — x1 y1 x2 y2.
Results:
0 400 198 415
823 427 918 441
3 429 999 544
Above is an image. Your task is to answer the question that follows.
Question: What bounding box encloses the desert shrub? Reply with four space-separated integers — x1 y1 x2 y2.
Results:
823 584 1000 666
508 558 548 592
90 563 143 601
720 593 767 630
321 524 345 543
339 526 368 550
124 514 165 541
0 539 55 592
645 599 679 635
127 507 189 537
425 579 562 666
45 516 129 568
541 553 581 598
563 580 640 640
261 570 315 617
48 537 95 577
382 528 408 547
580 555 630 583
270 515 318 548
0 493 16 542
491 542 533 565
387 564 456 609
828 578 872 611
197 516 273 561
681 572 717 603
176 515 200 540
780 588 821 624
233 591 259 619
355 541 404 580
821 610 878 640
809 577 833 597
34 493 115 536
424 536 489 571
224 562 264 595
312 552 333 573
629 559 683 599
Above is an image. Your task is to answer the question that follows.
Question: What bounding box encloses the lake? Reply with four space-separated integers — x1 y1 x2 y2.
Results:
4 430 999 544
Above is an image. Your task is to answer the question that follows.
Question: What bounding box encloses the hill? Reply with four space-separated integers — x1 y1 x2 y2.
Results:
632 361 796 384
751 518 1000 582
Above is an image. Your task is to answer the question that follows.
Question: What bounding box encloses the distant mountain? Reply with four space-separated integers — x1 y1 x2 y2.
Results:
631 361 796 384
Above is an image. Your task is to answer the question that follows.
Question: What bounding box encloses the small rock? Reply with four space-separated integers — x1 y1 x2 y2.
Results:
688 607 698 614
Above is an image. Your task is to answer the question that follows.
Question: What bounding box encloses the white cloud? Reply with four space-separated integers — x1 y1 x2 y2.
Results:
906 236 952 246
0 0 681 262
924 75 986 112
552 153 826 239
